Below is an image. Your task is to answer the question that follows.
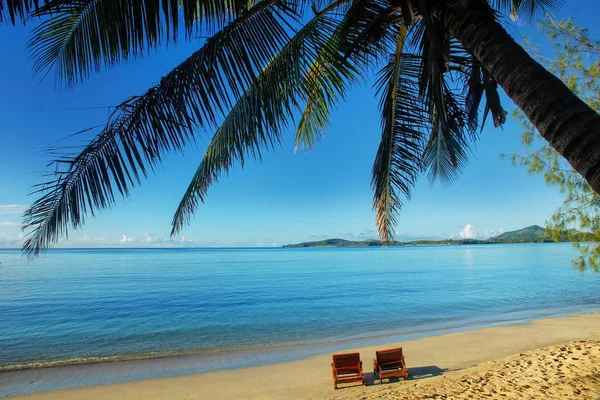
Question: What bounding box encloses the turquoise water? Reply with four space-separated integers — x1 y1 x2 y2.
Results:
0 244 599 371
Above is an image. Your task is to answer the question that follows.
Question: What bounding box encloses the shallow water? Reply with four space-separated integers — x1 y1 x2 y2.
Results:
0 244 599 372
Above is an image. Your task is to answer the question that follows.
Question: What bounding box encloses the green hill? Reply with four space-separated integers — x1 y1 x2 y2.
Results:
490 225 547 240
283 238 382 247
284 225 595 247
489 225 593 242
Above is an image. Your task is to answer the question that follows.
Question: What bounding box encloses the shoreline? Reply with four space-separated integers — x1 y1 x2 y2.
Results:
3 312 600 399
2 305 598 374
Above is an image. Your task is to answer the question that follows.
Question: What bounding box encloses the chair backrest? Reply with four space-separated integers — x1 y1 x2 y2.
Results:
332 352 361 368
376 348 404 365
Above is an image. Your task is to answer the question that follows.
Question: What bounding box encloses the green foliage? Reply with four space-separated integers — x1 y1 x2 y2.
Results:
508 17 600 272
18 0 256 86
283 224 593 247
492 224 547 240
491 224 593 241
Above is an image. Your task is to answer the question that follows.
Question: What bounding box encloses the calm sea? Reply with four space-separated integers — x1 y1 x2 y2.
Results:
1 244 599 373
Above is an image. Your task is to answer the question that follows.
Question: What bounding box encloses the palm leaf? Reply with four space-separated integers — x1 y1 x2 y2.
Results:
423 84 472 183
294 6 362 151
0 0 40 23
414 0 459 170
372 26 427 243
490 0 562 19
481 68 508 128
28 0 258 86
294 0 399 152
465 59 484 131
22 0 295 257
171 10 347 235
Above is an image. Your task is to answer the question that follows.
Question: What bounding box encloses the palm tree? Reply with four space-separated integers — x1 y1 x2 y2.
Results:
4 0 599 256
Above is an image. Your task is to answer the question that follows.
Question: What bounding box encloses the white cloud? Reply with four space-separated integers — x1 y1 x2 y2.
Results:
179 236 197 245
459 224 476 239
144 233 154 242
120 234 135 243
458 225 505 240
0 205 28 215
0 221 20 228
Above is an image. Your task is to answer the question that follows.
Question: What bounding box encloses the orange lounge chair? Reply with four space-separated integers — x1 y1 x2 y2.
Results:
331 352 365 389
373 347 411 383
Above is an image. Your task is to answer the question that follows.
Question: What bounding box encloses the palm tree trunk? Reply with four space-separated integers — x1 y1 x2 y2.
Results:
438 1 600 193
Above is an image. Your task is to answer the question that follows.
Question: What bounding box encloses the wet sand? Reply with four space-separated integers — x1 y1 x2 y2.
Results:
5 313 600 399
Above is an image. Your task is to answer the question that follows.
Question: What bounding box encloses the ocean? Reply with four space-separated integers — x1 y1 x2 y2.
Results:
0 244 599 394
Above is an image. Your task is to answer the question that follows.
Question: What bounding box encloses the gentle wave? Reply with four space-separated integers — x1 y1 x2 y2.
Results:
3 308 598 373
1 245 599 373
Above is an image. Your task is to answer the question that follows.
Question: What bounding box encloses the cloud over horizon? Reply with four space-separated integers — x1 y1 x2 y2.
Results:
0 205 28 215
120 234 135 243
458 224 504 240
459 224 476 239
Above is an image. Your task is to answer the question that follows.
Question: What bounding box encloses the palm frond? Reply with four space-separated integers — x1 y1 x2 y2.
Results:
465 59 484 131
294 8 361 151
338 0 397 66
171 11 346 235
294 0 402 152
0 0 40 23
22 0 294 258
28 0 259 86
482 68 507 128
490 0 562 19
423 84 472 183
372 27 427 243
415 0 460 173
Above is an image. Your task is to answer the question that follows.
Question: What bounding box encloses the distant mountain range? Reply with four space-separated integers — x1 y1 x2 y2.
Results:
491 225 594 241
283 225 595 248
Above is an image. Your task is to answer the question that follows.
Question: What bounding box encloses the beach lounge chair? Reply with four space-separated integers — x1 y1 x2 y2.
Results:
331 352 365 389
373 347 411 383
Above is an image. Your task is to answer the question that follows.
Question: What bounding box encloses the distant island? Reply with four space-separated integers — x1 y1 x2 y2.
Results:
283 225 595 248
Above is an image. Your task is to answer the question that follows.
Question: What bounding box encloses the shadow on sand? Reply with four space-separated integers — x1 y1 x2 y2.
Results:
408 365 445 380
336 366 446 389
362 366 445 386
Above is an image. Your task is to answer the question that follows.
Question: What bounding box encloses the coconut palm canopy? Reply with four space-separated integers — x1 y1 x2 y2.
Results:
4 0 598 257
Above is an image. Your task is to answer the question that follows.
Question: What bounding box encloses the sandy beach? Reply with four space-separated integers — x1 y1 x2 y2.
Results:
4 312 600 399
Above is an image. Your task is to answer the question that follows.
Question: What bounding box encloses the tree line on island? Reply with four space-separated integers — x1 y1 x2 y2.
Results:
283 225 595 247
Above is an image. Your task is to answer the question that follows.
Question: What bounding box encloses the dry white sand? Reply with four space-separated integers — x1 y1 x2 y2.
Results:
9 313 600 399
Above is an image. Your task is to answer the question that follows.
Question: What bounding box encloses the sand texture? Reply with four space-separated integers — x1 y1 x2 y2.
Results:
6 313 600 399
330 340 600 399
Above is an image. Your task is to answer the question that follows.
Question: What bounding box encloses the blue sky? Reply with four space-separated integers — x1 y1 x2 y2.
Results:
1 2 599 248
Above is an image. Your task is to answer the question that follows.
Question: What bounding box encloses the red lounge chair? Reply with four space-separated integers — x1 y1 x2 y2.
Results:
373 347 411 383
331 352 365 389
